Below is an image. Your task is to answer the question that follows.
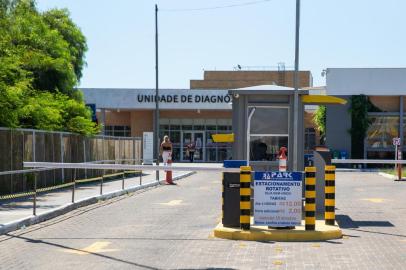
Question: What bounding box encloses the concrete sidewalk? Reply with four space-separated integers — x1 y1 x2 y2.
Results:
0 163 219 226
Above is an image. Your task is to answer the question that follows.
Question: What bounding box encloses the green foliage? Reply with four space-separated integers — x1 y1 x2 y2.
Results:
349 95 382 158
313 105 326 144
0 0 98 135
313 105 326 134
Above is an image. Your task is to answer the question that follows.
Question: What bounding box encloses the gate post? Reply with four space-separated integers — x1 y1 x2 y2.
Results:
305 167 316 230
325 165 336 225
240 166 251 230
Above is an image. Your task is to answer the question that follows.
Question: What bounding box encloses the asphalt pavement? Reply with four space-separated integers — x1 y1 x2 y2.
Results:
0 171 405 269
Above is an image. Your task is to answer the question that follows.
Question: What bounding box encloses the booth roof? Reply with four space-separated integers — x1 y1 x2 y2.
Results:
228 84 309 95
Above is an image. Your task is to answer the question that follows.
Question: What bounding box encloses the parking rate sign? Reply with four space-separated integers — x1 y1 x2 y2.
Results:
253 172 303 227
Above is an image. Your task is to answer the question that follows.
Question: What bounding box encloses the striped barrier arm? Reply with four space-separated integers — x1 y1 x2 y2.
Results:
325 165 336 225
305 167 316 231
240 166 251 231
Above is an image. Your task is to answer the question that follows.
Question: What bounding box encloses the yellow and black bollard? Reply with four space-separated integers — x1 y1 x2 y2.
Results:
305 167 316 230
240 166 252 230
221 176 225 224
325 165 336 226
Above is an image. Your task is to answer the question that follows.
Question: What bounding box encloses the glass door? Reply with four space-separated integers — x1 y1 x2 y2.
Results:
182 131 205 162
182 132 192 161
194 132 204 161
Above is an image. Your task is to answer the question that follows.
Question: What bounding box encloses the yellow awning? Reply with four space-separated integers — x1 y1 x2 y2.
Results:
212 133 234 143
301 95 347 105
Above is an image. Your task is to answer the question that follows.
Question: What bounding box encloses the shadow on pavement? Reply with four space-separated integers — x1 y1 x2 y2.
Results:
336 214 394 229
5 233 164 270
337 214 406 239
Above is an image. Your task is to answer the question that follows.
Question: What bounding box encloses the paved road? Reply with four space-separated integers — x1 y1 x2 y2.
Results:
0 171 405 269
0 163 210 225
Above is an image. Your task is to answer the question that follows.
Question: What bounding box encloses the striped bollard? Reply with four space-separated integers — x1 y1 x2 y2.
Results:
305 167 316 230
240 166 252 230
221 175 225 225
325 165 336 225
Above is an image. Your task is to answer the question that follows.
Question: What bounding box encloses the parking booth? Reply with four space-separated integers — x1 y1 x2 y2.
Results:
214 85 345 240
229 85 306 172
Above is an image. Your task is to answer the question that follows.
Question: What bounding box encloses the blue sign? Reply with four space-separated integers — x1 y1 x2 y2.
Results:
253 171 303 226
254 171 303 181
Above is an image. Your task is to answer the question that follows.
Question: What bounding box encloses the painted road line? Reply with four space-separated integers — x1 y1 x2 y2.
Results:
159 200 183 206
361 198 387 203
62 242 118 255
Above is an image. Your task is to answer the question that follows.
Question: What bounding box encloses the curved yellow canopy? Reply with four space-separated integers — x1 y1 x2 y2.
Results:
301 95 347 105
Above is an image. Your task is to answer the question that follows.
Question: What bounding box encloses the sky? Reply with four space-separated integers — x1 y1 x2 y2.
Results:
36 0 406 89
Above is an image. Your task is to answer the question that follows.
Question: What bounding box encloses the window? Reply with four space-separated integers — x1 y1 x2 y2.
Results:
249 107 289 161
305 128 316 150
105 126 131 137
366 116 399 149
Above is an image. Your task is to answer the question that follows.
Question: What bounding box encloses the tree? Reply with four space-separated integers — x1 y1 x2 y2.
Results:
0 0 99 135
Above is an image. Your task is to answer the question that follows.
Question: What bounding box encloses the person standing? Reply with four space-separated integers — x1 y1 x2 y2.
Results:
187 142 196 163
160 135 173 166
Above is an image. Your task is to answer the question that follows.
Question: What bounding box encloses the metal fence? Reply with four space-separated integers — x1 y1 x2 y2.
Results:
0 127 142 195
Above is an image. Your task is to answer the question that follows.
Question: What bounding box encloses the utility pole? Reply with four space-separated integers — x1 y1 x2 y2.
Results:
293 0 300 171
154 4 160 181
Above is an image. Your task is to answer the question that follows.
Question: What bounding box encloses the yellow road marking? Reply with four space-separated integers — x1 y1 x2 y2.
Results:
312 243 320 248
159 200 183 206
272 260 283 266
238 243 247 248
275 246 283 253
63 242 118 255
361 198 386 203
342 235 349 239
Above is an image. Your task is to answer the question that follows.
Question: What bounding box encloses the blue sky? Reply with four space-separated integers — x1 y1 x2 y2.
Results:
36 0 406 88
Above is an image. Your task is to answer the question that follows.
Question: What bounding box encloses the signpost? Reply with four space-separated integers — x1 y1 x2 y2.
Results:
393 137 402 180
253 171 302 227
143 132 154 165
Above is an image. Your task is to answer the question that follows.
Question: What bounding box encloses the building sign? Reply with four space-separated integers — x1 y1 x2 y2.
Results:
142 132 154 165
253 171 302 227
82 88 232 110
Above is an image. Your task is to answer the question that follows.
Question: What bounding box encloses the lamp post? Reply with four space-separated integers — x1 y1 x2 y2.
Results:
293 0 301 171
154 4 160 181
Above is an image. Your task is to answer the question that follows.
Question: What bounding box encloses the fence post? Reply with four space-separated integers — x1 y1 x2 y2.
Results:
325 165 336 225
72 168 76 203
33 172 37 216
83 139 87 179
122 171 125 190
240 166 251 230
305 167 316 230
60 133 64 182
100 170 104 195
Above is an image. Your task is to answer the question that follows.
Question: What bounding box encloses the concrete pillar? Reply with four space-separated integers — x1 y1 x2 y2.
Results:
400 96 404 150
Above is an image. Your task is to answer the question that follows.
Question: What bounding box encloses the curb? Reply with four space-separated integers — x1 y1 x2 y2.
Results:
0 171 195 235
378 172 397 180
213 221 342 242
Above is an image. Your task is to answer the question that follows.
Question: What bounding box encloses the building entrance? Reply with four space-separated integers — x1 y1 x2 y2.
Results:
182 131 205 162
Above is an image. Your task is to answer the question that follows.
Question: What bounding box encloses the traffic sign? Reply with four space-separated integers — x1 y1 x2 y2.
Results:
253 171 302 227
393 137 401 146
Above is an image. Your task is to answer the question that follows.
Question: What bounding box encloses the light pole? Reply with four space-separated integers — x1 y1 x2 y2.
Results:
293 0 300 171
154 4 160 180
